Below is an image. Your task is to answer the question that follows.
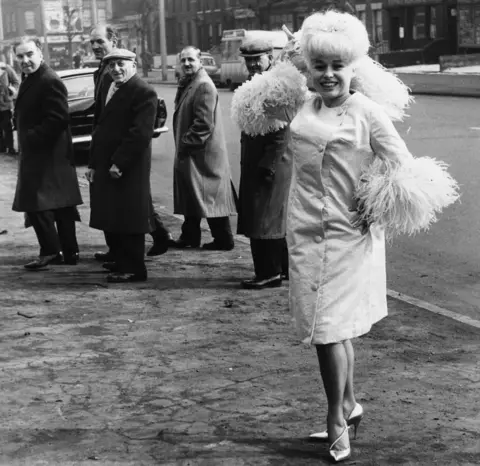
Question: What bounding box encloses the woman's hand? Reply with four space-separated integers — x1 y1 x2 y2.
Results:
349 198 373 235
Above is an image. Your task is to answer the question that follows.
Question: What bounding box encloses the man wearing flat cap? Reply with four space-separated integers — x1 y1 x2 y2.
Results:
236 38 291 289
86 49 158 283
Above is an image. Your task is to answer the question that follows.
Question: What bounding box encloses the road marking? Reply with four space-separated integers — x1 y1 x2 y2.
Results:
164 211 480 329
470 127 480 130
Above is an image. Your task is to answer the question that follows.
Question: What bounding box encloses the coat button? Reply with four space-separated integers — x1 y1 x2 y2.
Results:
311 284 319 291
314 235 322 243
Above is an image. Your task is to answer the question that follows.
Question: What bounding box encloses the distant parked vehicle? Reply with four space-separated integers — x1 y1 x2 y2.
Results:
175 52 221 86
219 29 289 90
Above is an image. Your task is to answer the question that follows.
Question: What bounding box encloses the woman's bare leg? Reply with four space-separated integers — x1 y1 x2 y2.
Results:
316 342 348 443
342 339 357 418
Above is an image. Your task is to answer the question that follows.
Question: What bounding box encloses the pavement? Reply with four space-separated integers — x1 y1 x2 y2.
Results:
1 147 480 465
143 63 480 97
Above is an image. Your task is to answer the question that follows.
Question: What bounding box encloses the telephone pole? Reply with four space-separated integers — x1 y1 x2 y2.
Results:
91 0 98 25
39 0 50 64
158 0 168 81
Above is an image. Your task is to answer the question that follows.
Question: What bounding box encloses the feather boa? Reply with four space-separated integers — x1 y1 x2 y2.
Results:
231 61 308 136
355 156 460 238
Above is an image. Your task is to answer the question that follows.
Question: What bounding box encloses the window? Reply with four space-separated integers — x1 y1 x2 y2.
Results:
358 10 366 26
98 8 106 23
11 12 17 32
412 6 426 40
430 6 437 39
372 8 383 43
25 11 35 30
83 8 92 28
270 13 293 31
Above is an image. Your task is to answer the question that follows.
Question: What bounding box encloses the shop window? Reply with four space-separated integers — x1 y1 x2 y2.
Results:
412 6 426 40
25 11 35 30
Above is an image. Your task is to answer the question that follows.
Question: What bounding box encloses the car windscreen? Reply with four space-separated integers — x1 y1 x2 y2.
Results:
63 74 95 101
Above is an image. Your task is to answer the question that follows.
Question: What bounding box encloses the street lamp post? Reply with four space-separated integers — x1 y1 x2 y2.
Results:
91 0 98 25
39 0 50 64
158 0 168 81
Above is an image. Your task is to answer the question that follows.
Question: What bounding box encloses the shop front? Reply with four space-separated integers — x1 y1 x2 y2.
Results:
385 0 458 55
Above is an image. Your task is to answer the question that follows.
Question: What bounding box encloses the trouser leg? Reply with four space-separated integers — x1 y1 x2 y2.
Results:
105 231 118 261
250 238 283 279
150 210 171 241
180 216 201 245
115 233 146 276
54 207 79 256
27 210 61 257
207 216 234 246
1 110 14 150
281 237 289 275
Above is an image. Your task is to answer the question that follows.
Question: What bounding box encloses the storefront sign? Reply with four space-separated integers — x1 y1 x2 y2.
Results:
233 8 256 20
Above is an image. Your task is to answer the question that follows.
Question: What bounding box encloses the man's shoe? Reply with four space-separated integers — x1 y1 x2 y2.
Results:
202 241 234 251
241 274 282 289
281 271 289 280
102 261 119 272
94 251 114 262
24 253 63 270
147 240 169 256
168 238 200 249
63 252 79 265
107 272 147 283
6 148 18 156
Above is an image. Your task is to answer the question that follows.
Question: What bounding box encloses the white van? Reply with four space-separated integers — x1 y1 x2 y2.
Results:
219 29 289 90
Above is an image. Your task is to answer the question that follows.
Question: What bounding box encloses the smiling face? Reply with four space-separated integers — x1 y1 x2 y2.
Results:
309 55 355 107
90 26 116 60
107 59 136 84
180 48 202 77
15 41 43 75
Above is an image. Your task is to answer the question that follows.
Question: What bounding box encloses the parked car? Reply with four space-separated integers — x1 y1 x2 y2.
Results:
57 67 168 163
175 52 221 86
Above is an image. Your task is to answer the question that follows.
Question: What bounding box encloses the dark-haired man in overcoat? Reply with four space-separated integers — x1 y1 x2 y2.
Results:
12 36 83 269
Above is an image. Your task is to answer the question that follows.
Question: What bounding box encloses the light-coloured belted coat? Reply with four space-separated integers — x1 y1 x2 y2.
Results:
287 92 412 345
172 68 237 218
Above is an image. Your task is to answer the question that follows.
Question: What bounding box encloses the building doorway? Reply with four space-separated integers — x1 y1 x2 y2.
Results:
447 6 458 54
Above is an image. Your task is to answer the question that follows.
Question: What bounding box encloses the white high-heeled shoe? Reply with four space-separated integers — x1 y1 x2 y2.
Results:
309 403 363 441
329 420 351 463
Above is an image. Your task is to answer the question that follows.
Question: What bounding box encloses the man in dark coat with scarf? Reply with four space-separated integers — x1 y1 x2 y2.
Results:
86 49 157 283
170 46 237 250
89 24 172 261
237 39 291 289
12 36 83 270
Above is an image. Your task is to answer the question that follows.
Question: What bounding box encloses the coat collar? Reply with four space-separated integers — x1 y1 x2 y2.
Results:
15 62 48 105
174 68 208 112
98 73 140 122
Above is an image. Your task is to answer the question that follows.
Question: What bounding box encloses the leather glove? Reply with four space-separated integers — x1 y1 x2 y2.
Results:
258 167 275 185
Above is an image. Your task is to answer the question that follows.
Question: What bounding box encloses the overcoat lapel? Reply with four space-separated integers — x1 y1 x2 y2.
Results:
15 62 46 106
174 68 207 112
98 74 139 123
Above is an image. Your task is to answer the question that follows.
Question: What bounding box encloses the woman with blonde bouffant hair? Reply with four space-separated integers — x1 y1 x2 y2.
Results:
231 9 459 463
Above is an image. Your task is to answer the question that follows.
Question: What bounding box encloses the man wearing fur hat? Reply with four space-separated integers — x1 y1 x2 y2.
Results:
236 38 291 289
86 49 158 283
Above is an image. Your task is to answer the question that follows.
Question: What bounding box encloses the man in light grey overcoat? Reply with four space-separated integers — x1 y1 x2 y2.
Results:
171 46 236 251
